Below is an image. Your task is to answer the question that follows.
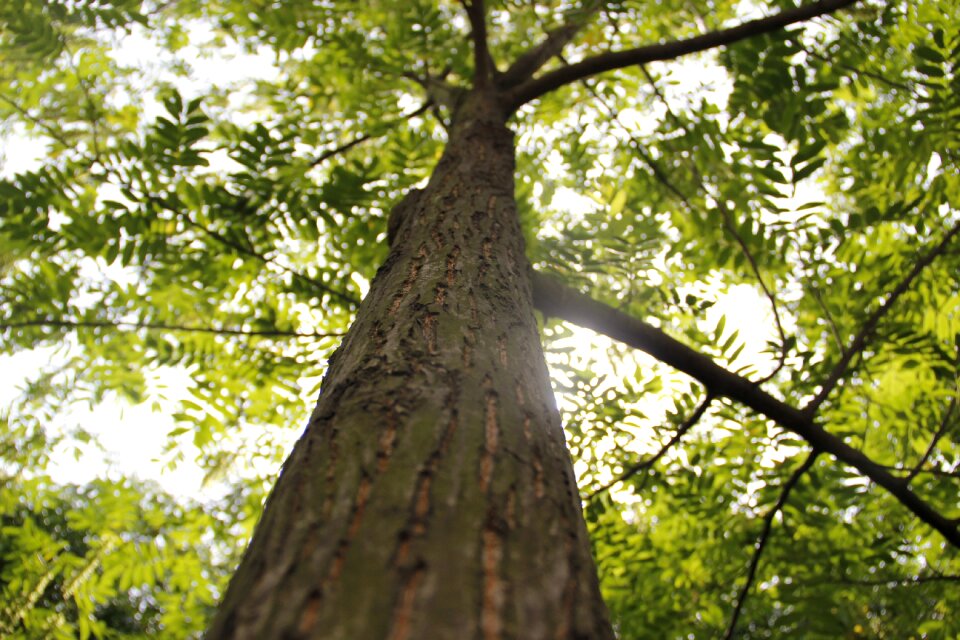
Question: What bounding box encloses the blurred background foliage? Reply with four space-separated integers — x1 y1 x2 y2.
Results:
1 0 958 637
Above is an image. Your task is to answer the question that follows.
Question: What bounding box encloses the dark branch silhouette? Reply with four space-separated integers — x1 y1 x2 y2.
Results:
179 216 360 307
907 397 957 483
876 464 960 479
715 199 788 384
586 394 713 500
531 271 960 547
310 102 431 168
496 0 606 89
723 451 818 640
0 318 343 339
105 179 361 308
505 0 858 109
0 93 74 150
460 0 495 86
798 573 960 589
804 222 960 415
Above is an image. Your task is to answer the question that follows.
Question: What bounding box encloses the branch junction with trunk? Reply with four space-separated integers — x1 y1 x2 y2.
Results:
205 0 959 637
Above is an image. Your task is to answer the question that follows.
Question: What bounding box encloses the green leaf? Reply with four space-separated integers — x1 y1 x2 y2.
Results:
793 157 827 183
791 139 827 167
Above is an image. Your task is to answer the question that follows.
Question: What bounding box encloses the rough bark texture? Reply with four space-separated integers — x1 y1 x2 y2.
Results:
207 90 614 639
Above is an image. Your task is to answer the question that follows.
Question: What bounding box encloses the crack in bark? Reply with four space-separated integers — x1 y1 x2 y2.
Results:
296 525 319 564
376 403 399 473
296 590 322 635
479 238 493 280
387 566 426 640
482 238 493 261
555 534 576 640
532 458 545 499
422 313 439 354
481 526 505 640
390 244 428 315
446 246 461 286
434 283 448 307
522 414 546 500
486 195 498 217
463 328 476 368
387 393 461 638
480 381 500 494
327 474 372 584
321 426 340 518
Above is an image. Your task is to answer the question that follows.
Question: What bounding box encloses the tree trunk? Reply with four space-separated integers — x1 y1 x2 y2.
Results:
207 90 614 640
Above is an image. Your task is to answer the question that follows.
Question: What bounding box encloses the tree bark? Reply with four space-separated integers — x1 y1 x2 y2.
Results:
207 89 614 639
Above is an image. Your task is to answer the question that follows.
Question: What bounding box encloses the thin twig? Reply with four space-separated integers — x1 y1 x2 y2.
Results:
459 0 495 86
61 40 104 162
799 42 915 94
636 65 789 381
0 94 74 149
0 318 343 339
637 69 787 353
532 272 960 548
586 394 713 500
179 216 360 307
804 222 960 415
715 199 788 384
809 285 846 352
724 451 819 640
569 61 690 205
872 463 960 479
906 396 957 483
797 573 960 589
639 65 684 129
309 102 431 168
575 62 789 381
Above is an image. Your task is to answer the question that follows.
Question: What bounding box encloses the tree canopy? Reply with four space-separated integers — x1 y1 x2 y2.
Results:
2 0 959 637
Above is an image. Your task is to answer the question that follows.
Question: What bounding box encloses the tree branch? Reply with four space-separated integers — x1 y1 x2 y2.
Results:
715 199 788 384
586 393 713 500
0 318 342 339
180 216 360 307
799 41 916 94
804 222 960 415
808 285 846 352
907 396 957 483
310 102 431 168
577 61 788 382
62 40 104 162
460 0 495 87
109 178 361 308
0 93 73 150
497 0 606 89
799 572 960 589
505 0 858 109
875 464 960 479
723 451 818 640
530 271 960 547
